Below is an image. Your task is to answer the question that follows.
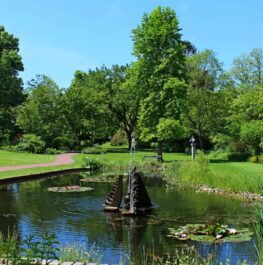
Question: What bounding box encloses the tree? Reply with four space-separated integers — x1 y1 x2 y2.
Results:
230 48 263 90
227 87 263 152
0 26 24 144
132 6 187 159
240 121 263 155
182 50 226 150
63 68 110 147
17 75 64 148
107 64 140 149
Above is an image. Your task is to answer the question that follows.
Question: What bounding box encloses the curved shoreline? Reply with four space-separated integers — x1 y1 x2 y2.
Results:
193 184 263 202
0 168 89 185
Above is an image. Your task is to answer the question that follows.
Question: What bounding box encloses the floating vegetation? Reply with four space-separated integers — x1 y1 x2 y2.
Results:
47 185 93 193
80 175 117 183
167 224 253 243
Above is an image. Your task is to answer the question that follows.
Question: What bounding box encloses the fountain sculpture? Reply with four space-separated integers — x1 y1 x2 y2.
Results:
103 137 153 215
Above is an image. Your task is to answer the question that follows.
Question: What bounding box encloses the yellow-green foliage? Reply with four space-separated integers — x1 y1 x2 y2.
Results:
250 155 263 163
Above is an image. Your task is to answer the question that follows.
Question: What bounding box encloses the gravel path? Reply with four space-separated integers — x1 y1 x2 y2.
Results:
0 153 77 172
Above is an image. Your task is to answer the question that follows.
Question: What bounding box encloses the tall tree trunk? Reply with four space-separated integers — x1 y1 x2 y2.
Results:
157 141 163 162
125 129 132 150
198 135 205 151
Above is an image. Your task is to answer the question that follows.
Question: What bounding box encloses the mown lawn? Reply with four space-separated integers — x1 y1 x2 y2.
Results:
0 150 55 166
0 149 190 180
210 161 263 179
208 161 263 194
175 159 263 194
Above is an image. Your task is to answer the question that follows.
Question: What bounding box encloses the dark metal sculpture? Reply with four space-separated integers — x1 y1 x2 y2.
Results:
122 167 153 215
103 175 123 211
103 167 153 215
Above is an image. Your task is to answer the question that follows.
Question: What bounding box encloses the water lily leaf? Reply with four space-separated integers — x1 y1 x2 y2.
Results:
167 224 253 243
215 227 225 235
48 186 94 192
190 235 215 243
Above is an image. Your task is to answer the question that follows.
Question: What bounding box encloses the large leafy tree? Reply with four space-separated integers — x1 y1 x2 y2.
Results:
230 48 263 90
132 6 187 159
182 50 227 150
63 68 110 147
106 64 140 149
226 86 263 152
0 26 24 144
17 75 64 148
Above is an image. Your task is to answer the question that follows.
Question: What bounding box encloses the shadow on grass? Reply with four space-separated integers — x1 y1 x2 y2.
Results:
104 147 157 154
104 148 130 153
208 159 231 163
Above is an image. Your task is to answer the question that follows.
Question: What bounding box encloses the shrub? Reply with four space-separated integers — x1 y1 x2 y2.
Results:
82 157 104 170
207 149 228 160
227 152 250 162
81 147 104 154
110 131 127 146
16 134 45 154
45 148 63 155
250 155 263 163
0 145 17 152
195 150 210 179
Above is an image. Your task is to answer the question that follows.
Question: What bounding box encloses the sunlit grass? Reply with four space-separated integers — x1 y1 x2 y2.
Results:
0 150 55 166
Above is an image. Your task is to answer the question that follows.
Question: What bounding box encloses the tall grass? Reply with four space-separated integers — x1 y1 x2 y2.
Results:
82 157 161 174
59 242 102 263
129 245 250 265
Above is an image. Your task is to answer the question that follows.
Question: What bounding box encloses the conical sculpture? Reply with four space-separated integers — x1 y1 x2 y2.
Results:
122 167 153 215
103 175 123 211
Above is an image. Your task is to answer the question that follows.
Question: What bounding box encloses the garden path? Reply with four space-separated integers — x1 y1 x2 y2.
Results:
0 153 76 172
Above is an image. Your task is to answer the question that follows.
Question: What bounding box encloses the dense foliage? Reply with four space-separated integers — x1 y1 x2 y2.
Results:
0 6 263 157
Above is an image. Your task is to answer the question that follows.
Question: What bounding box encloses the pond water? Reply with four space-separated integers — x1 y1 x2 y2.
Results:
0 173 258 264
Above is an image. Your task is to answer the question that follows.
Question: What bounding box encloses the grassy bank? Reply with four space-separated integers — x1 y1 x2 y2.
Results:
0 150 55 166
164 153 263 195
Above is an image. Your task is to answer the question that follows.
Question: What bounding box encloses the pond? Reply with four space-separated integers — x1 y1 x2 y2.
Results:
0 172 258 264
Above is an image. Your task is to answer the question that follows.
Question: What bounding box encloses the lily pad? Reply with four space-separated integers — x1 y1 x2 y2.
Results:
47 186 94 193
80 176 116 183
167 224 253 243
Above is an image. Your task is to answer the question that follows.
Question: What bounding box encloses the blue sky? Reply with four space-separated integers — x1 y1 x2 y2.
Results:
0 0 262 88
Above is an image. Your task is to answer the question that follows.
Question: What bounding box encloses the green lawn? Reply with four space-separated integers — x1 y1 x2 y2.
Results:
208 161 263 194
0 150 190 180
1 149 263 196
176 159 263 194
210 161 263 179
0 150 55 166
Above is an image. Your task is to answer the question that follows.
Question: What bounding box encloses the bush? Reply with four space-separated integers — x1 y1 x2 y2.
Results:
250 155 263 163
227 152 250 162
82 157 104 170
81 147 105 154
207 149 228 160
16 134 45 154
45 148 63 155
0 145 18 152
110 131 127 146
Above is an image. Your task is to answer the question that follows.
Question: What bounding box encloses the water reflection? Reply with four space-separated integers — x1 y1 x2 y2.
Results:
0 173 258 264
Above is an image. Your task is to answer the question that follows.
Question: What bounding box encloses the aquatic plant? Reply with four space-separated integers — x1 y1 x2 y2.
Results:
167 224 253 243
0 230 59 265
47 186 93 192
254 204 263 264
59 242 102 263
